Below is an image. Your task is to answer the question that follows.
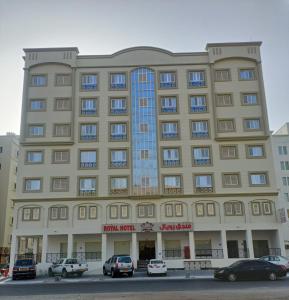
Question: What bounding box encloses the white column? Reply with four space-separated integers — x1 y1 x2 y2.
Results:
246 229 254 258
131 233 137 268
9 234 18 275
101 233 107 265
41 234 48 264
67 233 73 258
157 232 163 259
277 229 286 256
221 230 228 259
189 231 195 260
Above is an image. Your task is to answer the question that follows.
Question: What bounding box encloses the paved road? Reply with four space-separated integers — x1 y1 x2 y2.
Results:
1 277 289 297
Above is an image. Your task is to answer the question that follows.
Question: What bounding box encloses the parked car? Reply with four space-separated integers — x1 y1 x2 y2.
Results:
48 258 88 277
0 264 9 277
214 259 287 281
103 255 134 277
147 259 167 276
259 255 289 271
12 259 36 280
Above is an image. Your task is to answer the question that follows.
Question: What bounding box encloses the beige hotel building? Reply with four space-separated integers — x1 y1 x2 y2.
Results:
10 42 286 273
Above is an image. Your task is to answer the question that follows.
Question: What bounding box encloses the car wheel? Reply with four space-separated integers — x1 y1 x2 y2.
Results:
128 271 133 277
111 269 116 278
268 272 277 281
62 269 68 278
103 268 107 276
48 268 53 277
227 273 237 282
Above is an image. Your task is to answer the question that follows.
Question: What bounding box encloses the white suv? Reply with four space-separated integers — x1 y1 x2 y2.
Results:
48 258 88 277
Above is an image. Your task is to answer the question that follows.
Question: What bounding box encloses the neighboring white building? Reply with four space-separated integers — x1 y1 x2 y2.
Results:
272 123 289 256
10 42 286 275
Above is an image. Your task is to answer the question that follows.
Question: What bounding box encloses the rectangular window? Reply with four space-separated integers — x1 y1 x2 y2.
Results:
217 119 235 132
190 95 207 113
52 150 70 164
51 177 69 192
281 161 289 170
175 203 183 217
223 173 240 187
80 124 97 141
28 125 44 137
30 75 47 86
249 173 268 186
262 202 272 215
120 205 129 218
138 204 154 218
207 203 215 216
160 96 177 113
23 208 31 221
110 98 127 115
80 150 97 168
214 69 231 81
22 207 40 221
110 205 118 219
79 178 97 195
220 145 237 159
247 145 265 158
192 147 211 166
239 69 256 80
26 151 43 164
0 146 2 153
81 74 97 90
141 176 150 187
196 203 204 217
216 94 232 106
164 176 181 188
110 177 128 194
139 123 148 133
284 193 289 202
140 149 149 160
50 207 59 220
24 178 41 192
188 70 206 87
59 207 68 220
29 99 46 111
224 203 233 216
252 202 261 215
195 174 213 192
191 120 209 138
110 123 127 141
55 74 71 86
278 146 288 155
282 176 289 186
78 206 87 220
110 149 127 168
110 73 126 89
54 124 71 137
244 119 261 130
138 205 146 218
89 206 97 219
159 72 176 88
163 148 180 167
242 93 257 105
81 98 97 115
165 204 173 217
161 122 179 139
55 98 71 111
139 98 148 107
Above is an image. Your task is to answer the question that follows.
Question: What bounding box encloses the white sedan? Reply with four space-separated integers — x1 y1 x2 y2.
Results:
147 259 167 276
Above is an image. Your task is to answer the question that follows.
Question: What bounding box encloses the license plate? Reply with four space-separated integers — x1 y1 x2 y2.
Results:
21 268 29 271
123 269 128 272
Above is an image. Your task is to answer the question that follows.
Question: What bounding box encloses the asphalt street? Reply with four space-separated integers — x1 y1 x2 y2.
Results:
1 277 289 297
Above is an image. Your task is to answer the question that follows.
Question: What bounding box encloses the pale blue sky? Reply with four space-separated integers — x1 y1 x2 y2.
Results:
0 0 288 135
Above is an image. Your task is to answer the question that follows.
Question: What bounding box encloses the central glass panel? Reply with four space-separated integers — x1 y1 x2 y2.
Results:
131 68 159 195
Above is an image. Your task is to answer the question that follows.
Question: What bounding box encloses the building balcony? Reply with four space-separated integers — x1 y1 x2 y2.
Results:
72 252 102 262
110 188 129 195
195 186 214 193
163 159 181 167
254 247 281 258
192 132 209 138
79 189 97 197
110 161 128 168
110 83 126 89
80 135 97 141
228 248 249 259
80 162 97 168
161 107 177 113
190 106 207 113
163 187 183 195
162 132 178 139
110 134 127 141
193 158 211 166
188 81 206 88
195 249 224 259
81 84 97 90
162 249 183 259
160 82 176 88
110 108 127 115
81 109 97 115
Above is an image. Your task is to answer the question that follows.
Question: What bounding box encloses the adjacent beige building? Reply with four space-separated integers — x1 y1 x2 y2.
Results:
0 133 19 263
10 42 286 274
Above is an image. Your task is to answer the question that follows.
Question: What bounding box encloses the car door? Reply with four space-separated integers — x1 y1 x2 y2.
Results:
236 261 253 280
105 258 111 273
252 260 271 279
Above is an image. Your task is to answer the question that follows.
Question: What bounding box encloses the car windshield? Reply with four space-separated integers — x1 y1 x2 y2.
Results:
229 260 245 268
15 259 33 266
118 256 131 263
66 259 78 264
56 259 64 264
150 260 163 264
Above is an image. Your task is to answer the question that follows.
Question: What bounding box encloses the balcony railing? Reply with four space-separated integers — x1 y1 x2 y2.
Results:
15 253 42 264
190 106 207 113
79 189 97 197
80 135 97 141
110 188 129 195
188 81 206 87
254 247 281 258
110 108 127 115
163 159 181 167
46 252 67 263
163 187 183 195
162 249 183 259
160 82 176 88
193 158 211 166
228 248 249 259
111 83 126 89
80 162 97 168
72 252 102 262
162 132 178 139
81 109 97 115
81 83 97 90
161 107 177 113
110 134 127 141
192 132 209 138
195 186 214 193
195 249 224 259
110 161 127 168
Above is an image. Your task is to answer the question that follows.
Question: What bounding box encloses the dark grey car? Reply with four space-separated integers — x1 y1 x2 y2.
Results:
103 255 134 277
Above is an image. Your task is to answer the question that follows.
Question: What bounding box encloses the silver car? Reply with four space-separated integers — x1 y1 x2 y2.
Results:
260 255 289 271
103 255 134 277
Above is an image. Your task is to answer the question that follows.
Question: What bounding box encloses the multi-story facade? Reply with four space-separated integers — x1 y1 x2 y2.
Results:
272 123 289 256
0 133 19 263
10 42 286 274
